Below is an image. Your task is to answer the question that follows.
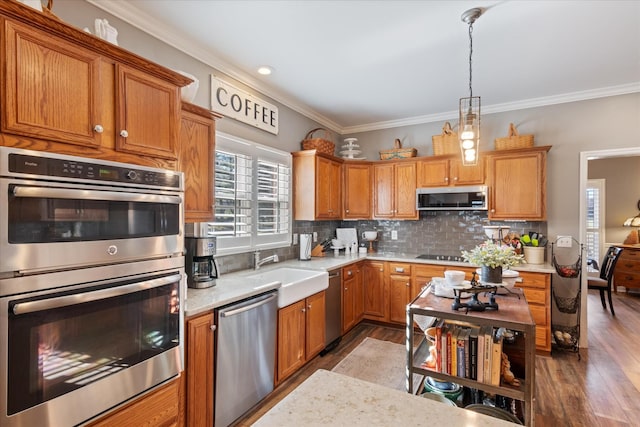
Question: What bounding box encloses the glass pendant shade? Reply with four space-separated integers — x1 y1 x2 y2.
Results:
459 96 480 166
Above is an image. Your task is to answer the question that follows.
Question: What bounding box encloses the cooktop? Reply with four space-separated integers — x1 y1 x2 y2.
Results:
416 254 465 262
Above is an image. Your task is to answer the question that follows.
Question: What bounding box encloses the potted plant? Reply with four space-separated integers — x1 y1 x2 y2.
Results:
461 240 524 283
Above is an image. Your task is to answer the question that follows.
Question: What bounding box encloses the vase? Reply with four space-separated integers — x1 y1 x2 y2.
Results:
480 265 502 284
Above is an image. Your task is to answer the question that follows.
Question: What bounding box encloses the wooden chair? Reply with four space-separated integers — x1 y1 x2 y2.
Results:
587 246 623 316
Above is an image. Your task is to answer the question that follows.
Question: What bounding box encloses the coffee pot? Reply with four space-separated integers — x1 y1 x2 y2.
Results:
185 237 219 288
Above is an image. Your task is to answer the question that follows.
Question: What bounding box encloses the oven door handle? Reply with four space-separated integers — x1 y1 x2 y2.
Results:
11 273 182 315
12 185 182 204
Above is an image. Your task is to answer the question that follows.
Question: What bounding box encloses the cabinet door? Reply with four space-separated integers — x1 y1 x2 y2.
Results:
389 274 411 324
116 64 180 160
394 162 418 219
343 163 371 219
417 159 449 187
277 300 306 383
3 20 104 147
180 104 217 222
489 150 547 220
353 263 365 322
315 156 341 219
362 261 386 319
186 313 214 427
373 163 394 218
342 266 357 333
450 157 485 185
305 291 326 359
412 265 445 298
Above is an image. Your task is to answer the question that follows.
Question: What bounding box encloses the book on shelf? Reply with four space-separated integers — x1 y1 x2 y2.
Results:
451 328 459 377
457 328 469 378
435 319 445 372
469 326 480 380
491 329 504 386
482 325 493 384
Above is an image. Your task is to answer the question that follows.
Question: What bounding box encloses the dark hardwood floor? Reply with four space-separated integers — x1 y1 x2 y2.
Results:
235 290 640 426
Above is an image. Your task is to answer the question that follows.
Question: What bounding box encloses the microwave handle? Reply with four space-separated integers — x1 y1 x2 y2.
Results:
13 185 181 205
12 273 182 315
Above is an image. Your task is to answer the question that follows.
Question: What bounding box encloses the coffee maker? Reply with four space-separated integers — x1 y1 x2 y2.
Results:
185 236 219 289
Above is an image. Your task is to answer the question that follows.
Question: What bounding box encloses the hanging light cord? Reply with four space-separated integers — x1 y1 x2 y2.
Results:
468 22 474 101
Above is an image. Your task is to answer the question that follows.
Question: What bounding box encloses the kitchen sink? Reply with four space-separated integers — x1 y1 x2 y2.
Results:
247 267 329 308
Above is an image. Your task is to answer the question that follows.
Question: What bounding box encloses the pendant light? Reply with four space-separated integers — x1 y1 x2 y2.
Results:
459 8 483 166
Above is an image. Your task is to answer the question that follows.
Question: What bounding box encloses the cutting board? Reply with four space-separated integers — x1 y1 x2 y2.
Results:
336 228 358 246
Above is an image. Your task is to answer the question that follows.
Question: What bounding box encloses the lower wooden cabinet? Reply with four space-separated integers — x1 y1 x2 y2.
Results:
185 312 215 427
412 264 446 299
362 261 386 320
515 271 551 352
388 262 412 324
613 245 640 291
85 378 180 427
277 291 326 384
342 262 364 333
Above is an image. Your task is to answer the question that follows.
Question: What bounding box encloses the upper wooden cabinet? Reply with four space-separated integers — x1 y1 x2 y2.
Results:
488 146 550 221
115 64 181 160
292 151 342 220
373 161 418 219
343 161 372 219
417 156 485 187
180 103 221 222
0 5 191 169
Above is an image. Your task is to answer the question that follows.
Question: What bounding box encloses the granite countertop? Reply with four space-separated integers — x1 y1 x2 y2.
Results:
185 251 555 317
253 369 518 426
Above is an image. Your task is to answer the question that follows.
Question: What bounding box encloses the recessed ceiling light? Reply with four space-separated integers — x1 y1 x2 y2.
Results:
257 66 273 76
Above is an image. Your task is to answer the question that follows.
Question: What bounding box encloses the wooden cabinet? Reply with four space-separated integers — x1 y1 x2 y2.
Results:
373 161 417 219
343 162 372 219
417 157 485 187
179 103 221 222
85 379 180 427
515 271 551 352
184 312 215 427
362 261 387 320
0 5 190 169
277 291 326 383
613 245 640 291
292 151 342 220
115 64 181 160
388 262 412 324
412 264 446 299
342 262 364 333
487 146 550 221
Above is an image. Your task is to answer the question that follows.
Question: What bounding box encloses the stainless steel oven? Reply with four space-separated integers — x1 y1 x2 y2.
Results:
0 148 186 427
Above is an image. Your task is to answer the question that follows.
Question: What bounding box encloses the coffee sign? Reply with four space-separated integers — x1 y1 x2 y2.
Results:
211 75 279 135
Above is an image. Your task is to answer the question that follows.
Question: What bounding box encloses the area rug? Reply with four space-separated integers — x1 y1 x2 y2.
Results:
331 337 422 392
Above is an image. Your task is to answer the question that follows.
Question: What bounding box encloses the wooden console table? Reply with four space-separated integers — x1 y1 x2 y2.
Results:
406 287 536 426
614 245 640 292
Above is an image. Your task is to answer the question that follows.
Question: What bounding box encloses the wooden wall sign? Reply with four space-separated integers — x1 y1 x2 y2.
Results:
211 75 279 135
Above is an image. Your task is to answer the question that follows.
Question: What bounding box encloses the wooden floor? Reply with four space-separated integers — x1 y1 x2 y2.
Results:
235 290 640 426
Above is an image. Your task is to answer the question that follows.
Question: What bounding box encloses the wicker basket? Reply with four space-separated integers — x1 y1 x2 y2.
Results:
379 139 417 160
494 123 534 150
431 122 459 155
301 128 335 155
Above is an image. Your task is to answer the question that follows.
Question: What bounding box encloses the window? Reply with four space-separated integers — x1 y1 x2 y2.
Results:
586 179 605 271
211 132 291 255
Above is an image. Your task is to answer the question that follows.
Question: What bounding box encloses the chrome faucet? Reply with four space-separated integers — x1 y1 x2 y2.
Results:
254 250 279 270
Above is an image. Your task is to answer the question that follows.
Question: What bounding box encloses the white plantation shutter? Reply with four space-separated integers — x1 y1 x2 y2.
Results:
212 132 291 255
586 179 605 271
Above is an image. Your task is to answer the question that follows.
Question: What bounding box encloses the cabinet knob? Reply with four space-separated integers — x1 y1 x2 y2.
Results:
346 209 349 213
445 177 449 181
453 177 458 181
119 129 129 138
210 324 217 332
406 283 410 287
491 209 495 213
308 304 312 309
301 308 306 313
93 124 104 133
344 287 348 291
347 270 352 276
379 268 383 272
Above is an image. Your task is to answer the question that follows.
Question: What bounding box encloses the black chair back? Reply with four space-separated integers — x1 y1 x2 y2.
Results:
599 246 623 282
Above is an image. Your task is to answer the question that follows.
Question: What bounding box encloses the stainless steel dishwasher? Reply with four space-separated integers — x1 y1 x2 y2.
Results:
214 290 277 427
322 269 342 354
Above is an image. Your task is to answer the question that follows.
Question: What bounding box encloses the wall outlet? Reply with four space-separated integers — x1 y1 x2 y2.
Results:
293 233 298 245
391 230 398 240
557 236 572 248
313 231 318 242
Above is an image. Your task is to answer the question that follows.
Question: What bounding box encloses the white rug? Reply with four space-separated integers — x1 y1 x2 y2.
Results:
331 337 422 392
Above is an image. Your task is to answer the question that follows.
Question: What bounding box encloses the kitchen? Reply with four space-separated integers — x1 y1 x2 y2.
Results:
1 1 639 426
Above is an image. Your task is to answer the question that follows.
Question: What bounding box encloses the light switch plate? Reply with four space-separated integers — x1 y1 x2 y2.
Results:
391 230 398 240
313 232 318 242
557 236 572 248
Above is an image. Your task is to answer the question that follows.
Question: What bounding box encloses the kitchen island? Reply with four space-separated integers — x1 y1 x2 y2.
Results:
253 369 518 426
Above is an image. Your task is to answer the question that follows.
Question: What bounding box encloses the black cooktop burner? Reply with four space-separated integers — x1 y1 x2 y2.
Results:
416 254 464 262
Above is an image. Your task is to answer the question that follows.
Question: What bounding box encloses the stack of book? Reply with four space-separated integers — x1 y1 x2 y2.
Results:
427 319 507 386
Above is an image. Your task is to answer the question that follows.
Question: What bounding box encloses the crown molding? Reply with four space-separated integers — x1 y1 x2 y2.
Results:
86 1 640 136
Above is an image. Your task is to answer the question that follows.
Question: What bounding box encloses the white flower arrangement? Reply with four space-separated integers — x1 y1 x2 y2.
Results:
461 240 524 269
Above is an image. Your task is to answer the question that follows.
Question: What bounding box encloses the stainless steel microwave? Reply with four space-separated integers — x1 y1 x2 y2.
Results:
416 185 488 211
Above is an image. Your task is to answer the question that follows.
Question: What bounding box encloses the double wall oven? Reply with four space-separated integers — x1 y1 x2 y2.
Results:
0 147 186 427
